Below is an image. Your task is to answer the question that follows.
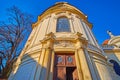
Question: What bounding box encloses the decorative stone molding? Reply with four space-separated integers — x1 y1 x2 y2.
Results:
108 36 120 44
39 32 88 49
55 32 76 40
102 45 114 50
54 40 74 48
87 43 102 53
55 11 72 19
41 32 55 43
74 32 88 49
40 32 55 49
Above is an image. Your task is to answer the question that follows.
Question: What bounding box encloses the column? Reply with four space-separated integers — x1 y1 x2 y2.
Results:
38 32 54 80
69 17 75 33
75 50 83 80
77 47 92 80
75 33 92 80
48 51 55 80
40 48 52 80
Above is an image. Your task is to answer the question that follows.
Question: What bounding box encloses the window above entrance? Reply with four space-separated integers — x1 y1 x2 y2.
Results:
56 17 71 32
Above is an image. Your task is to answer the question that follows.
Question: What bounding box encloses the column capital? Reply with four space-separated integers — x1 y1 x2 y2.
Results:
40 32 55 49
40 32 55 43
74 32 88 49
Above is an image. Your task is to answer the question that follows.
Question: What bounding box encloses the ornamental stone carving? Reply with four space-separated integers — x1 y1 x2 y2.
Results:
54 40 74 48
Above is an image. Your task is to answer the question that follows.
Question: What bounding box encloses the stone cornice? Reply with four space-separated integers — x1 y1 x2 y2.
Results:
104 49 120 53
88 49 107 59
108 36 120 45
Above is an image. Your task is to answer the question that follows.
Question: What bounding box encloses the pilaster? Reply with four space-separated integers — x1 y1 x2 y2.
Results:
75 32 92 80
39 32 54 80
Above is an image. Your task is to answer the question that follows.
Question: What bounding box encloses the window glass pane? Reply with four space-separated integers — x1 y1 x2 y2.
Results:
57 17 70 32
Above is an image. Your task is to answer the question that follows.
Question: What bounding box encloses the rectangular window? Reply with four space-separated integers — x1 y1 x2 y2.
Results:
56 17 71 32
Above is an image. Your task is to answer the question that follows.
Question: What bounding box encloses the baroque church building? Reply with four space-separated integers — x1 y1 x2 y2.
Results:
9 2 120 80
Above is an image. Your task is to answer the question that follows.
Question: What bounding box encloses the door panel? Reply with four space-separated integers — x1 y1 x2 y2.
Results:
54 67 66 80
66 55 75 66
56 55 65 66
54 53 79 80
73 68 79 80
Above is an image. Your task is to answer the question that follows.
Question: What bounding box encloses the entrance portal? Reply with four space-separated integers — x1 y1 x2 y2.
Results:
54 54 79 80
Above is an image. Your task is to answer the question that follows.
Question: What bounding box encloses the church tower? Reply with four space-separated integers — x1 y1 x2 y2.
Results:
9 2 115 80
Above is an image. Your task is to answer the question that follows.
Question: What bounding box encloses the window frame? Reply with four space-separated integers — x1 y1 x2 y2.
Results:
56 17 71 32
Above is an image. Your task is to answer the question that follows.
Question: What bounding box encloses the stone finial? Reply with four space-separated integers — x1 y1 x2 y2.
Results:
107 30 114 38
55 2 68 4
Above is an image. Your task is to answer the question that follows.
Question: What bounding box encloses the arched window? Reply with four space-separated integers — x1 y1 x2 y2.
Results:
110 60 120 76
56 17 70 32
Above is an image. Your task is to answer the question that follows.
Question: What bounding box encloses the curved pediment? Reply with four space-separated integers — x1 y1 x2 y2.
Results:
42 2 86 18
32 2 92 28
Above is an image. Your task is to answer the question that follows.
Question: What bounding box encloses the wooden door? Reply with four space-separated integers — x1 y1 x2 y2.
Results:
54 67 66 80
72 68 79 80
54 54 66 80
54 54 79 80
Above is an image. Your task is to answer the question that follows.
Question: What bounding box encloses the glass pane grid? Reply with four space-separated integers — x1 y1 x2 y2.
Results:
57 17 70 32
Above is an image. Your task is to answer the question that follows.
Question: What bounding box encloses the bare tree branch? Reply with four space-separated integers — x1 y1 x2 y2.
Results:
0 6 32 78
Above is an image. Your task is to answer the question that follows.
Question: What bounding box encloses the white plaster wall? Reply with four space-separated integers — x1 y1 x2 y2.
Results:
106 53 120 63
115 53 120 61
29 23 42 47
23 26 37 50
79 20 102 50
84 50 100 80
71 14 80 33
12 61 37 80
69 17 75 33
77 17 87 39
47 14 56 33
95 61 112 80
34 18 50 44
86 24 100 48
81 21 93 43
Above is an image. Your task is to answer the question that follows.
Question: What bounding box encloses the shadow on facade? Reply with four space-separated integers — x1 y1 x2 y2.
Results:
8 54 53 80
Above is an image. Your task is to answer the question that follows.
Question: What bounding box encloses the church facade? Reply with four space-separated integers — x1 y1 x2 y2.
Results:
9 2 120 80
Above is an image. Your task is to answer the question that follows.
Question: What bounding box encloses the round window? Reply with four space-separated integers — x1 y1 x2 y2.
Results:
58 56 62 63
67 56 72 62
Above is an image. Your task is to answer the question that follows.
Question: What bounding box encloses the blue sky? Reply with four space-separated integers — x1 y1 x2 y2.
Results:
0 0 120 44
